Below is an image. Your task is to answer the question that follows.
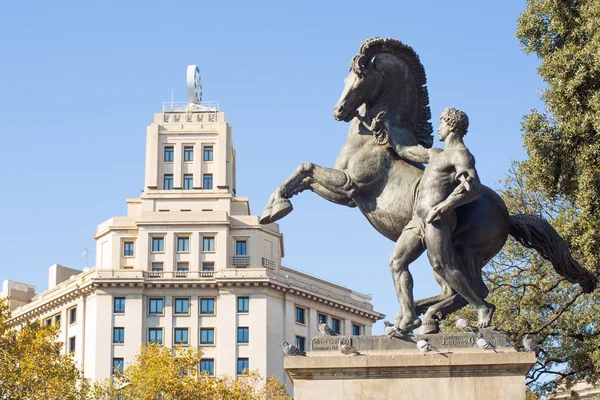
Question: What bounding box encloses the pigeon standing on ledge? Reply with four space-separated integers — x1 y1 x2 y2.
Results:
416 339 436 353
522 335 540 355
476 334 497 353
455 317 476 333
319 322 338 337
338 340 360 356
384 320 403 339
283 341 306 357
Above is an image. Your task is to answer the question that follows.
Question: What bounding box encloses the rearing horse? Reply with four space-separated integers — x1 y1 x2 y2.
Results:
260 37 597 332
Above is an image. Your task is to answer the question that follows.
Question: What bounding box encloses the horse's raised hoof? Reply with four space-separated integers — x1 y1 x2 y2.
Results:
259 205 273 225
270 199 293 222
418 317 440 334
399 317 422 333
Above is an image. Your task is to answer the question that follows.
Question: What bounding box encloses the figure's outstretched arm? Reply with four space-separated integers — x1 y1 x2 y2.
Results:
392 145 432 164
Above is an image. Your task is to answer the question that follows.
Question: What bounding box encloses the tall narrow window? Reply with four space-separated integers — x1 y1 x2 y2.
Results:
200 328 215 345
113 297 125 314
203 146 213 161
237 327 249 344
202 236 215 252
352 324 362 336
148 328 163 345
113 327 125 344
184 146 194 162
164 146 174 162
237 297 249 313
235 240 247 256
177 236 190 252
237 358 249 375
151 237 164 252
149 298 164 315
318 313 327 324
200 359 215 375
201 298 215 314
174 298 190 315
183 174 193 190
296 307 306 324
174 328 189 345
69 336 76 353
332 318 341 334
203 174 213 190
112 358 124 375
164 174 173 190
123 241 134 257
296 336 306 351
68 307 77 324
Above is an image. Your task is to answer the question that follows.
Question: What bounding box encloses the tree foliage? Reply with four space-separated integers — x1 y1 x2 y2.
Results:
97 343 291 400
0 298 91 399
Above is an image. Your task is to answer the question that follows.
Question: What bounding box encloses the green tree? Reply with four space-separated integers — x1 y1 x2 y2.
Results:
0 298 91 399
98 343 291 400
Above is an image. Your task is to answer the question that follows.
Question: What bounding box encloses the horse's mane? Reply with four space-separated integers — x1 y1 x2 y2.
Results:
358 37 433 148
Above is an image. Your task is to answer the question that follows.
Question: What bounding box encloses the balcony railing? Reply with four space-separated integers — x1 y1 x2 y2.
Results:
144 271 215 279
232 255 250 266
261 257 276 270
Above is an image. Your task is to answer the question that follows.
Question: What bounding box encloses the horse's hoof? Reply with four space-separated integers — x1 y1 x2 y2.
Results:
259 205 272 224
418 317 440 334
270 199 293 222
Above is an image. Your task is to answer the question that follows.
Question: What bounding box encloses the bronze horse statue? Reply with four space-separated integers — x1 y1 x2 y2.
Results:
260 37 597 332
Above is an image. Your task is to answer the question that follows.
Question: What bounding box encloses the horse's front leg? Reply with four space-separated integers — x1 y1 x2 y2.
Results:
260 163 356 224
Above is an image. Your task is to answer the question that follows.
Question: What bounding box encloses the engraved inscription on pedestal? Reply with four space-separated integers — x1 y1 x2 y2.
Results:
312 337 352 351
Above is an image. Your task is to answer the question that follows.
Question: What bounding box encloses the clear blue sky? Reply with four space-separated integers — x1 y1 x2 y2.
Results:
0 1 543 334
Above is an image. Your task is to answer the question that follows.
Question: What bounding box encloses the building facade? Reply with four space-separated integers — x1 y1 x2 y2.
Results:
2 85 383 386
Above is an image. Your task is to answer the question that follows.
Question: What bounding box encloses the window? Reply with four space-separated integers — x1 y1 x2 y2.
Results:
237 327 249 344
45 318 52 326
237 297 249 313
176 262 189 272
201 298 215 314
183 174 193 190
296 307 306 324
352 324 361 336
123 241 134 257
68 336 76 353
149 298 164 315
151 237 164 252
68 307 77 324
200 359 215 376
151 262 163 272
203 236 215 252
148 328 163 345
318 313 327 324
164 146 174 162
332 318 341 334
200 328 215 345
202 262 214 271
112 358 124 375
184 146 194 162
203 174 213 190
296 336 306 352
174 298 190 315
177 236 190 252
113 297 125 314
113 327 125 344
235 240 247 256
54 314 61 326
237 358 249 375
204 146 213 161
163 174 173 190
174 328 189 345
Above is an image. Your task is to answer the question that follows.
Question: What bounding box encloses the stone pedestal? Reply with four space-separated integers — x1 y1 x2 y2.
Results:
285 334 536 400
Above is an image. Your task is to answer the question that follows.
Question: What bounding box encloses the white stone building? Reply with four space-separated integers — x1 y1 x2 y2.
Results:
2 76 383 386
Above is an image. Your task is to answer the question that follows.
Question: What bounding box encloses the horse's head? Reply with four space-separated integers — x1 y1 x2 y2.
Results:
333 54 384 122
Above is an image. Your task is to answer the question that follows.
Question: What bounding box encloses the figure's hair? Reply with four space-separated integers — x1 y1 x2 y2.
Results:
440 107 469 136
353 37 433 148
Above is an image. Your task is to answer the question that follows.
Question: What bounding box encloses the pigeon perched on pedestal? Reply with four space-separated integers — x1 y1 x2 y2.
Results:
384 320 403 339
475 334 497 353
282 341 306 357
318 322 338 337
416 339 436 353
455 317 476 333
338 340 360 356
522 335 540 356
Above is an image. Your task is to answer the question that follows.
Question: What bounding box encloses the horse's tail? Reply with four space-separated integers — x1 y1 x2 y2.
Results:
509 214 598 293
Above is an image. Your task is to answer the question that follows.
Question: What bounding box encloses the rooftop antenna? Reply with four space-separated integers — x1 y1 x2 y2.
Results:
82 248 92 268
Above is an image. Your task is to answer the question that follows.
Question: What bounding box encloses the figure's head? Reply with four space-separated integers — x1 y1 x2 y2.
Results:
333 54 384 122
439 107 469 141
